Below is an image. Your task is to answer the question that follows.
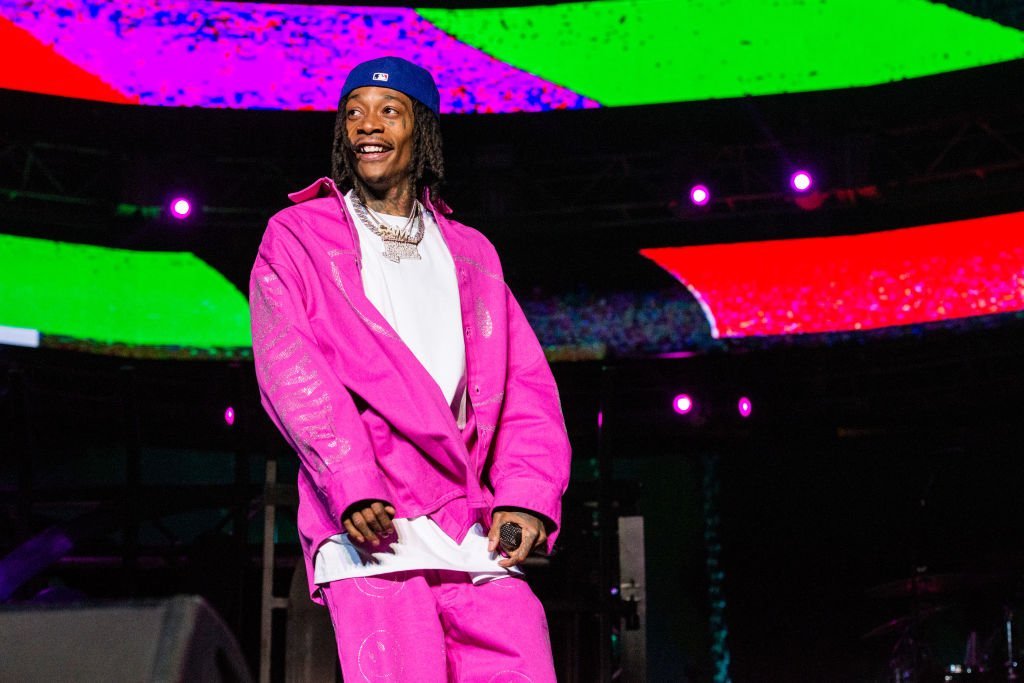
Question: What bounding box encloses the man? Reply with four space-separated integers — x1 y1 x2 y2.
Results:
250 56 571 681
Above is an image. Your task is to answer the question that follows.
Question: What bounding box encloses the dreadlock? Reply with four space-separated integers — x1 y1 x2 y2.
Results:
331 97 445 204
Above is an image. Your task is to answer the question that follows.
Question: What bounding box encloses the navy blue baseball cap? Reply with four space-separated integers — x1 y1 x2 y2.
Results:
340 56 440 118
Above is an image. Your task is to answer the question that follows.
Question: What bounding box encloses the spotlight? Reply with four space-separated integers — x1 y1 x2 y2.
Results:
738 397 753 418
689 184 710 207
790 171 813 193
672 394 694 415
169 197 193 220
224 406 236 426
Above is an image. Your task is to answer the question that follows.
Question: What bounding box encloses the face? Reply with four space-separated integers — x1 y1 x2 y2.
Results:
344 86 416 193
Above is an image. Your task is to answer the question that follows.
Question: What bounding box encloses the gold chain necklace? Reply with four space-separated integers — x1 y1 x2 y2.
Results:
351 195 425 263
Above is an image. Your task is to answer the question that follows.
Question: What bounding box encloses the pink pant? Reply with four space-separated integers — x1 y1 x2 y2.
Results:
321 570 557 682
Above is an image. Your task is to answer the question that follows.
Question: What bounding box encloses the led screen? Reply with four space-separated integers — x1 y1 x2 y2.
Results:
0 233 251 356
3 210 1022 360
642 212 1024 338
1 0 1021 113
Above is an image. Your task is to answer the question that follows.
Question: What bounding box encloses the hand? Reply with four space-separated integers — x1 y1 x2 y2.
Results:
342 500 396 546
488 509 547 568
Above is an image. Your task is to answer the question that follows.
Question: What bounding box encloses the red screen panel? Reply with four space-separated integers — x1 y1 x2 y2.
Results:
641 212 1024 338
0 17 136 104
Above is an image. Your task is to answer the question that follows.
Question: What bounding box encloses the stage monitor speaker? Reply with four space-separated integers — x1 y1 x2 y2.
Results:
0 594 253 683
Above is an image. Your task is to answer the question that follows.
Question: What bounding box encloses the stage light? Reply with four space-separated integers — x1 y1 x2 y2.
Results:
224 406 235 426
672 393 694 415
170 197 192 219
790 171 813 192
738 397 753 418
690 184 710 206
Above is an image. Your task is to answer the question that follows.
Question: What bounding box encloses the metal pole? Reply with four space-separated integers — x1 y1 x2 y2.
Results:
596 364 614 682
230 363 249 637
259 456 277 683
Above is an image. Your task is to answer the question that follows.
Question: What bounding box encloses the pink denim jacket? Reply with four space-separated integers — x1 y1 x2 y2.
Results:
250 178 571 600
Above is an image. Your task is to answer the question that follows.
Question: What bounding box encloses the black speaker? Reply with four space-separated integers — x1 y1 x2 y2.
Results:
0 595 252 682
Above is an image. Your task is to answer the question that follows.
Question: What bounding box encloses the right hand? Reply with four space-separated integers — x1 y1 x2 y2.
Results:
342 500 396 546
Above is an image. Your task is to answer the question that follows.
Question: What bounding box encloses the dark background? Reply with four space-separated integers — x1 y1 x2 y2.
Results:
2 9 1024 679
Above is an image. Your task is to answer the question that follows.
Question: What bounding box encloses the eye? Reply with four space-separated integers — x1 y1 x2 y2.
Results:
346 108 361 119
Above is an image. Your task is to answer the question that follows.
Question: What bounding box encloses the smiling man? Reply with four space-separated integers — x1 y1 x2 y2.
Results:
250 56 570 681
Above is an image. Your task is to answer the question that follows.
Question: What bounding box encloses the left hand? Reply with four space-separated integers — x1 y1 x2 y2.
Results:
488 509 547 568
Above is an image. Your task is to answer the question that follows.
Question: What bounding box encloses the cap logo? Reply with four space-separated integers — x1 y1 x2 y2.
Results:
372 72 389 82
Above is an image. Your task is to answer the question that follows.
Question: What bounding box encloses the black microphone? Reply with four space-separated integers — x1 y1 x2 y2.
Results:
498 522 522 552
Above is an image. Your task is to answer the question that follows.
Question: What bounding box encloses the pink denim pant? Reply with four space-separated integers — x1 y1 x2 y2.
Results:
321 570 557 682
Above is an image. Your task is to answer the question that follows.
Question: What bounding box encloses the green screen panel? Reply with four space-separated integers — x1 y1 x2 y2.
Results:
419 0 1024 106
0 233 251 353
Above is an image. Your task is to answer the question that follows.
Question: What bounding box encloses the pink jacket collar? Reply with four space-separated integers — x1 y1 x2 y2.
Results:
288 177 454 216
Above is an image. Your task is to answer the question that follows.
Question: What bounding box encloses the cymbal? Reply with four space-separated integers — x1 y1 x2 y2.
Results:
865 572 1011 599
862 605 947 639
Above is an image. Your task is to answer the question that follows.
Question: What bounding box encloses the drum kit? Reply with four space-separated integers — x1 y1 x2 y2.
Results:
864 569 1021 681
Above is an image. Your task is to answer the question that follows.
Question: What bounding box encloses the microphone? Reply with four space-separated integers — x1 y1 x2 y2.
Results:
498 522 522 553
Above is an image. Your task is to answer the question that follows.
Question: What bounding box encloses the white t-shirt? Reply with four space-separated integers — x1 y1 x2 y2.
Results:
347 192 467 418
313 192 515 585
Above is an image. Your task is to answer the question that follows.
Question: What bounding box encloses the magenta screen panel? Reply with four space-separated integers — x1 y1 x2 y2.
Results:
4 1 1022 114
0 1 595 113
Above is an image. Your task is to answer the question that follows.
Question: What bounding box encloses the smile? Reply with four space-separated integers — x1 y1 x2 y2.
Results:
355 143 392 155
